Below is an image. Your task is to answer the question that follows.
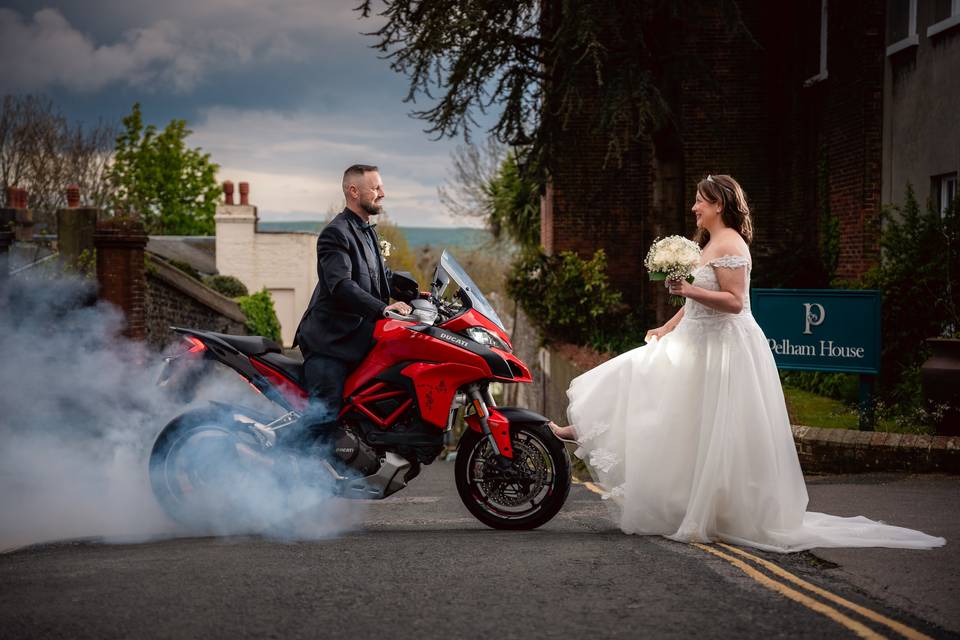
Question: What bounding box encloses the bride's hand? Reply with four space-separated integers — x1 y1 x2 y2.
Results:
667 278 693 298
645 326 668 342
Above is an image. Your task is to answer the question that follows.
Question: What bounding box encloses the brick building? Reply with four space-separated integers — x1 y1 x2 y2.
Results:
540 0 889 322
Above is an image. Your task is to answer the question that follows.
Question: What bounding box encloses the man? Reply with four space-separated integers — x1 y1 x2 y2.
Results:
294 164 412 437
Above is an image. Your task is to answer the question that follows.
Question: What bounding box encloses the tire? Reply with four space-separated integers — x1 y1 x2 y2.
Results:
148 407 264 527
455 421 572 530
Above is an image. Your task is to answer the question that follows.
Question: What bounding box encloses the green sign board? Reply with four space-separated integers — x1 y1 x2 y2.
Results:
750 289 881 374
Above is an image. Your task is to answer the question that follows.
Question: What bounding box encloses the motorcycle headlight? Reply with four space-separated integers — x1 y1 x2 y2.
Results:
463 327 511 352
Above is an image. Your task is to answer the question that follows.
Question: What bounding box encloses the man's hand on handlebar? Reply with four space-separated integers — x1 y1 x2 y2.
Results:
384 301 413 317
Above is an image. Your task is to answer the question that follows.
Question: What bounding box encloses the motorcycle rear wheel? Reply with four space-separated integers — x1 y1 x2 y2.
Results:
149 408 270 528
455 421 572 530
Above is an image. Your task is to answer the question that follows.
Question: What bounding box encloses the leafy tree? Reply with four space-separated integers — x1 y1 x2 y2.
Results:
374 215 428 287
439 141 539 249
108 103 220 235
358 0 748 176
487 151 540 249
438 137 504 222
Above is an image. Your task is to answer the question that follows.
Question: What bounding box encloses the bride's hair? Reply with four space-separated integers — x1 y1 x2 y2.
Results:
693 174 754 247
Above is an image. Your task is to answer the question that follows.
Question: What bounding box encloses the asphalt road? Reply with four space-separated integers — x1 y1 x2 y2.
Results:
0 462 957 639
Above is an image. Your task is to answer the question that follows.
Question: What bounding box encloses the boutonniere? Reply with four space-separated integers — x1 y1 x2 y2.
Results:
378 234 392 259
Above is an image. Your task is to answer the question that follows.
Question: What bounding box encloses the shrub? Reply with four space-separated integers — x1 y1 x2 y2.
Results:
168 258 201 281
779 371 858 404
507 248 626 347
862 186 959 403
203 274 249 298
236 288 282 343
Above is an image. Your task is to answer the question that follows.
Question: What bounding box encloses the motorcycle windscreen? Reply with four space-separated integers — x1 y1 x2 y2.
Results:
432 250 507 332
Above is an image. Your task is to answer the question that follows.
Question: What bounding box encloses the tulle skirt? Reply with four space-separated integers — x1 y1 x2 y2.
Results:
566 313 946 552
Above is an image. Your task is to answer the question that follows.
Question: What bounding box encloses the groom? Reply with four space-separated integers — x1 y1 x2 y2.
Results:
293 164 412 437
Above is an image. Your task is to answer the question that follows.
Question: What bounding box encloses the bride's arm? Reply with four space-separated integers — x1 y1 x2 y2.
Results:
669 260 748 314
664 307 685 330
645 307 684 340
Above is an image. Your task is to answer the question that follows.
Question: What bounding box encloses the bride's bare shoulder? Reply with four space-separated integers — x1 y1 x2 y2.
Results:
703 232 750 262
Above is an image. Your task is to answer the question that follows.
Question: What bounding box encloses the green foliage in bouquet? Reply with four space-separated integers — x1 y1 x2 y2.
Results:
203 274 249 298
237 288 282 343
507 249 627 347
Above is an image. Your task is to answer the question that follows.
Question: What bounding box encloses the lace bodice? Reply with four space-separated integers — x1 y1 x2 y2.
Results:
683 255 752 319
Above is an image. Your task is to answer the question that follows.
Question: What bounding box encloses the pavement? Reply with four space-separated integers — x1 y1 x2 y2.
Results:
0 462 957 639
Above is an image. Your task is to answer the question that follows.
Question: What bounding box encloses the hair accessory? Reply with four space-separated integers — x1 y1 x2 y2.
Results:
706 175 715 183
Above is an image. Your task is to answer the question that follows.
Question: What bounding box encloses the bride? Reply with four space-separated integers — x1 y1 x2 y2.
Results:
550 174 945 553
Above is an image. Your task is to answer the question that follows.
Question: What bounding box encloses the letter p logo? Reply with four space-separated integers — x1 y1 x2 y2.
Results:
803 303 825 335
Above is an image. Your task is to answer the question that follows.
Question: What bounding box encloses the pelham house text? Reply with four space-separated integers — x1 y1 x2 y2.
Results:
768 339 867 360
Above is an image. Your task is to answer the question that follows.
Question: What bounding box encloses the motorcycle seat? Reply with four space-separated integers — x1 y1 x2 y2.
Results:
257 352 306 387
212 333 283 356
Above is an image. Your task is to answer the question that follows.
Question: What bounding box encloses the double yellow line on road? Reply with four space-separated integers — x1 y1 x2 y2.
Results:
693 543 931 639
577 481 931 639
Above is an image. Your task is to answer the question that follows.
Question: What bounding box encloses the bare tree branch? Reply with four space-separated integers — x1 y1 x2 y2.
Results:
0 95 116 232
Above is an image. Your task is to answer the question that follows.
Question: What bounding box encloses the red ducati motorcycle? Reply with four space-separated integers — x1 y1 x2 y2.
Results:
150 250 571 530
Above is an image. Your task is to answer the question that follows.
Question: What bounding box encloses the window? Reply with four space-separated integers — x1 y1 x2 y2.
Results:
928 0 960 37
803 0 829 87
935 173 958 217
887 0 918 55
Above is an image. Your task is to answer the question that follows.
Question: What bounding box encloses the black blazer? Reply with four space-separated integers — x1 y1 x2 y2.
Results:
294 209 393 363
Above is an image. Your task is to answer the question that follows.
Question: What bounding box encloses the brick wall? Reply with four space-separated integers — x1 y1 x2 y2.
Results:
823 0 884 280
145 256 247 350
94 218 148 340
542 0 885 319
539 23 658 310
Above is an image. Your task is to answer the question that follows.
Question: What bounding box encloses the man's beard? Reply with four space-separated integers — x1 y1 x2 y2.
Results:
360 200 383 216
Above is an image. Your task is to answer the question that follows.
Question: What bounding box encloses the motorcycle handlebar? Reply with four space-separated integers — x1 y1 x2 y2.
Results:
383 309 419 322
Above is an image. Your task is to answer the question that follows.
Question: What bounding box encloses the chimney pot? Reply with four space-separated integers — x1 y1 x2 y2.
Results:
223 180 235 205
239 182 249 206
66 184 81 208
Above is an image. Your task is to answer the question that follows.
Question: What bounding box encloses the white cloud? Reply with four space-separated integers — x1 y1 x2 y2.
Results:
0 5 323 93
191 107 482 228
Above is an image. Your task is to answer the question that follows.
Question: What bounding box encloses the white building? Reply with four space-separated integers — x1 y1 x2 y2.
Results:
215 181 317 347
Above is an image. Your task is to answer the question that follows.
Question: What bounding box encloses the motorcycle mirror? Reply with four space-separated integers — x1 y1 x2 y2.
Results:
390 271 419 303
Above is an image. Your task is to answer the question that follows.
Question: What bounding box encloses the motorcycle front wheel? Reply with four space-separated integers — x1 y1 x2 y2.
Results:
455 421 572 530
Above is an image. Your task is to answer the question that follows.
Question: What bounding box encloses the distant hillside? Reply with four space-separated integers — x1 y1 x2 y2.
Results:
258 222 494 249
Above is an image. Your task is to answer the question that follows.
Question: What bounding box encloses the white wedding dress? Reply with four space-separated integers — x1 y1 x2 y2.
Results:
566 255 945 552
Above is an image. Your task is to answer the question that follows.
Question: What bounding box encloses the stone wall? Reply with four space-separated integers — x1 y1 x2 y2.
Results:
145 256 247 350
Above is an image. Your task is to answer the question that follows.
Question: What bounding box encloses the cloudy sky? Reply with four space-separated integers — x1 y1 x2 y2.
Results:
1 0 493 226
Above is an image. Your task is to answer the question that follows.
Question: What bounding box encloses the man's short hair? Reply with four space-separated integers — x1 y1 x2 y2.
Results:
342 164 379 194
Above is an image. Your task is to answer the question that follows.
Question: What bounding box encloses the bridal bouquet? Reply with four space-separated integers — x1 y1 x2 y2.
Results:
644 236 702 306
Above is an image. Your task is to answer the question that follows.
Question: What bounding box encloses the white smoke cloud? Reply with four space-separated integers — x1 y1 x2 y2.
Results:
0 272 362 552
